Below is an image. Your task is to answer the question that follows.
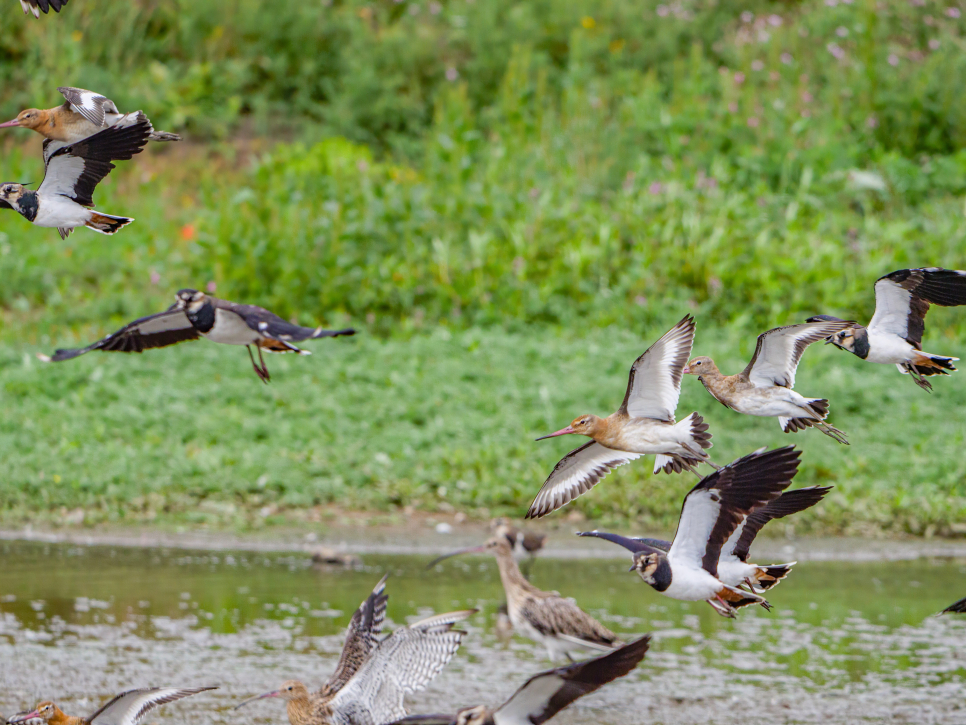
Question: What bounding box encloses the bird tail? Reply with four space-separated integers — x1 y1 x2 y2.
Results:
85 212 134 235
717 584 771 615
751 563 796 592
778 400 848 445
653 414 712 475
149 130 183 142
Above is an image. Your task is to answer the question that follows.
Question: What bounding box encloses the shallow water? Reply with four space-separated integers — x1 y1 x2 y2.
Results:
0 540 964 724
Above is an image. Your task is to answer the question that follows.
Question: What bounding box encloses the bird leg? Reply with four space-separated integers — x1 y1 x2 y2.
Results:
247 346 271 384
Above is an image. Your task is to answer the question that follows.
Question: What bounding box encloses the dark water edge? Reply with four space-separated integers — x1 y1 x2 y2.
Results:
1 540 965 724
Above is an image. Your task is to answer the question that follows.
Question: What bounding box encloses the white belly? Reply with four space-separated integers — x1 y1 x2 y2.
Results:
865 331 915 364
620 419 693 456
33 197 90 228
203 309 259 345
731 387 814 419
662 561 723 601
716 558 757 588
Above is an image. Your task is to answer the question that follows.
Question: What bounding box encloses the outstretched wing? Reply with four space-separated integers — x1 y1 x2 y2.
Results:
39 115 151 207
212 299 356 342
20 0 69 16
58 87 119 127
320 574 390 697
328 610 474 725
617 315 695 421
493 636 650 725
942 597 966 614
47 309 198 361
87 687 215 725
527 442 642 519
730 486 832 562
869 268 966 347
668 447 801 576
576 530 671 554
742 321 853 389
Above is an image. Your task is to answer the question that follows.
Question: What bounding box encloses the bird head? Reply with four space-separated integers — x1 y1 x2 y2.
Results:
682 356 717 376
536 414 599 441
8 702 59 724
632 550 672 591
0 183 27 207
427 536 511 569
825 327 860 353
0 109 44 130
174 289 207 313
455 705 488 725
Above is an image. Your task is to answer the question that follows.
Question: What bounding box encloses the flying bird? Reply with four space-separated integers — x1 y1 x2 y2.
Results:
809 267 966 391
683 320 853 444
6 688 215 725
0 114 151 238
0 87 180 154
18 0 67 17
429 536 621 662
235 575 476 725
44 288 356 382
387 635 650 725
528 315 714 519
577 446 802 617
941 596 966 615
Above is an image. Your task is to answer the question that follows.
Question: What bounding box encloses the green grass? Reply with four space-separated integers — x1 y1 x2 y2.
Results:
1 325 964 535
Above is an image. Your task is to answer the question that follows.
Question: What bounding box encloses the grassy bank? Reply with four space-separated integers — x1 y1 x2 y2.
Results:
1 325 964 535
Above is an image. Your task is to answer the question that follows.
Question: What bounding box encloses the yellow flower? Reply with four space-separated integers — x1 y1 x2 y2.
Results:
609 39 625 53
581 16 595 29
71 30 82 42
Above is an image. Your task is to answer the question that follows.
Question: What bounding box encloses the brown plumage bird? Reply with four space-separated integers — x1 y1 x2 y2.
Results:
236 575 476 725
7 688 215 725
430 537 620 662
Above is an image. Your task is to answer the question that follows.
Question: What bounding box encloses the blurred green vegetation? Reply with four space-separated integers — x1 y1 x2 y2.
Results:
0 0 965 531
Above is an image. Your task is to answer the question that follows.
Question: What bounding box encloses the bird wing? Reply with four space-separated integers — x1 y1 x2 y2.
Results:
384 717 456 725
730 485 832 562
328 610 474 725
212 299 356 342
86 687 215 725
527 442 642 519
668 447 801 576
742 321 853 388
617 315 695 421
48 309 199 360
517 596 617 651
576 530 671 554
39 115 151 207
869 268 966 347
942 597 966 614
58 87 119 127
21 0 68 16
319 574 390 697
492 636 650 725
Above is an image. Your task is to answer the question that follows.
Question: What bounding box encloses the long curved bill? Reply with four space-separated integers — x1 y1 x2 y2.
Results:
535 425 575 441
426 545 486 570
234 691 280 711
0 118 20 128
8 711 40 723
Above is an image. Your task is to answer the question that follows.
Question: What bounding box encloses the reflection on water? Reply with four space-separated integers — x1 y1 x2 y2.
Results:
1 541 964 724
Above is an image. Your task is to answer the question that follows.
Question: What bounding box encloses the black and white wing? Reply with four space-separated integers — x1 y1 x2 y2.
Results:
742 321 853 389
667 447 801 576
869 268 966 347
577 530 671 554
526 442 642 519
942 597 966 614
212 299 356 342
617 315 695 422
490 636 650 725
385 717 456 725
328 610 475 725
320 574 390 697
39 115 151 207
47 309 199 361
86 687 215 725
20 0 68 17
58 87 120 128
729 486 832 563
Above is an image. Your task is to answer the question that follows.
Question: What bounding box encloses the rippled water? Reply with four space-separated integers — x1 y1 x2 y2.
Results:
1 540 965 724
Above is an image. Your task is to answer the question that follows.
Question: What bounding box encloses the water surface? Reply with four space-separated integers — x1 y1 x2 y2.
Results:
1 541 964 724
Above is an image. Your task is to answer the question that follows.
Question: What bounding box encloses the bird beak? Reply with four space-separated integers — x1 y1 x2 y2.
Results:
682 365 691 374
8 711 41 723
0 118 20 128
628 564 637 572
426 545 486 569
535 426 575 441
234 691 280 710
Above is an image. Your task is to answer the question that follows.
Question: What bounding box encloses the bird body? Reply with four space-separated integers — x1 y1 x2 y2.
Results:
0 88 180 148
0 114 152 238
431 537 619 661
45 289 355 382
684 320 852 444
579 447 803 616
528 315 713 519
388 636 651 725
237 576 474 725
8 688 215 725
810 267 966 390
